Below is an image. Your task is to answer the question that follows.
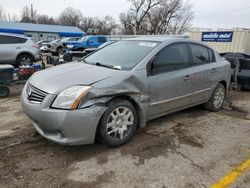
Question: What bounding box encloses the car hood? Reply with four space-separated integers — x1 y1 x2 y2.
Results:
28 62 122 94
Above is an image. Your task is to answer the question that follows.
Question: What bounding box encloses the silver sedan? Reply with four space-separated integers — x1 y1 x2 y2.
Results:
21 37 231 147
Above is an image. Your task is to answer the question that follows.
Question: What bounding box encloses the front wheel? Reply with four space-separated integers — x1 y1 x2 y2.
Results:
98 99 138 147
204 83 226 111
16 54 34 67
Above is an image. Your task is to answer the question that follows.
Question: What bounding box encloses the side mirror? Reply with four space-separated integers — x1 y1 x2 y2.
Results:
147 56 157 76
88 40 93 44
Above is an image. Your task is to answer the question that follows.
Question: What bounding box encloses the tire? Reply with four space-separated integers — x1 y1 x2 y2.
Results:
63 53 73 62
98 99 138 147
0 86 10 98
204 83 226 112
16 54 34 67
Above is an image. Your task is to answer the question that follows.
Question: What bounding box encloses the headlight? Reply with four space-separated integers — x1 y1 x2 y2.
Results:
52 86 92 110
67 45 74 49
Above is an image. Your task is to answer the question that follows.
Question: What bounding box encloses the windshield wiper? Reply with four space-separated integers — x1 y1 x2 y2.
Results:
94 62 121 70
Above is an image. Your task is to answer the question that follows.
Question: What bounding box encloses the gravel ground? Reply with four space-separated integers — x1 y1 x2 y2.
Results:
1 89 250 188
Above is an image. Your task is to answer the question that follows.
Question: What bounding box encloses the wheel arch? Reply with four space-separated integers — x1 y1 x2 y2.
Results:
218 80 228 95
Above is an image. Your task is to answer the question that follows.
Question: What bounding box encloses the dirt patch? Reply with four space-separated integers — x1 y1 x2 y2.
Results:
173 123 204 149
74 170 115 188
117 129 173 166
0 126 111 188
221 100 249 120
242 174 250 184
119 121 204 166
96 154 109 165
14 110 25 117
184 182 196 188
0 106 10 113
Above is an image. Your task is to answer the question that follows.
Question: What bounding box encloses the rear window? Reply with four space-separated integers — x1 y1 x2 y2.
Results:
0 35 27 44
190 44 210 64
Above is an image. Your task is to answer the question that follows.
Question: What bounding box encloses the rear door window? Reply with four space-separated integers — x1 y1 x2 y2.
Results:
190 44 210 65
208 48 215 62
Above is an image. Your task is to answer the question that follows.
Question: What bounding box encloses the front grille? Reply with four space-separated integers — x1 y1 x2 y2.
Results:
26 83 48 103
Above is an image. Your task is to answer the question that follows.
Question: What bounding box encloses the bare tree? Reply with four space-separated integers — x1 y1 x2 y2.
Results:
58 7 82 26
146 0 181 34
167 2 193 34
120 0 161 34
37 14 57 25
20 5 37 23
120 0 193 35
95 16 117 35
80 17 97 32
10 14 19 22
0 6 7 21
80 16 117 35
120 13 135 34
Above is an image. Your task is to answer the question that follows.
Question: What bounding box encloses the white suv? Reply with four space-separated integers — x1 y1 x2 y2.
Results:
0 33 40 67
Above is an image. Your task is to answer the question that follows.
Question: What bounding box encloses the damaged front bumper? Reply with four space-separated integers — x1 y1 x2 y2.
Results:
20 88 107 145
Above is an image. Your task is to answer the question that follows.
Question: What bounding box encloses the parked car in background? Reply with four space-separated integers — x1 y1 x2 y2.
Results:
0 33 40 67
21 37 231 147
65 35 108 51
50 37 81 55
36 40 51 48
40 39 60 53
61 41 115 63
221 52 250 90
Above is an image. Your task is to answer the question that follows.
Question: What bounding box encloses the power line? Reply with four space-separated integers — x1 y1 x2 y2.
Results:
195 6 250 19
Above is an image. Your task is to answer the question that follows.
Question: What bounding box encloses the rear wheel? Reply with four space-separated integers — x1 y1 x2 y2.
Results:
98 99 138 147
0 86 10 98
204 83 226 111
16 54 34 67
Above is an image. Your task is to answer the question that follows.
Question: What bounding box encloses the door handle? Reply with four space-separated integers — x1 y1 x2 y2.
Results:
184 75 192 81
16 47 21 49
211 68 217 73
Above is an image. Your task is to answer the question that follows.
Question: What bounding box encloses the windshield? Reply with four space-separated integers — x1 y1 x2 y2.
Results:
84 40 159 70
50 39 60 44
79 36 87 42
61 37 71 42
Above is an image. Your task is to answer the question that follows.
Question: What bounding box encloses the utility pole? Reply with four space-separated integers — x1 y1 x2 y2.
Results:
31 4 34 22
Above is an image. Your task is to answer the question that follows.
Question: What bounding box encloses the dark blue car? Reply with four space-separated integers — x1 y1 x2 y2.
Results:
65 35 109 51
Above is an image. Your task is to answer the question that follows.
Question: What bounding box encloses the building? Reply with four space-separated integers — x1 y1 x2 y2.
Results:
0 21 85 42
189 29 250 55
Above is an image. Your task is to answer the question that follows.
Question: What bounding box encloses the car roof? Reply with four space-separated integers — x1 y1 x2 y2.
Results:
124 36 189 42
123 36 214 50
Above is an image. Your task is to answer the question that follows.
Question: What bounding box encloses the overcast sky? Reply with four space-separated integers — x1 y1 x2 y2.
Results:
1 0 250 29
